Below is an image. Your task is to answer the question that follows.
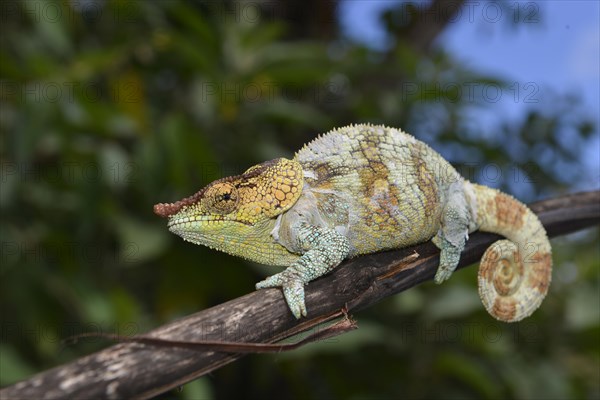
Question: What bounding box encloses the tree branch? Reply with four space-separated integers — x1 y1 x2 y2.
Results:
3 191 599 400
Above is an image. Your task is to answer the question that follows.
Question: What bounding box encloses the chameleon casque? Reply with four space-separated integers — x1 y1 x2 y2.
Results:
154 124 552 321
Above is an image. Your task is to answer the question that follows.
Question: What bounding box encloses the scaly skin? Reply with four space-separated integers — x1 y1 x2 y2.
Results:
154 124 552 321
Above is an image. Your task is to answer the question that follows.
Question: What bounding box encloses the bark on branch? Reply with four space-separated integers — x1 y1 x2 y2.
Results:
2 191 599 400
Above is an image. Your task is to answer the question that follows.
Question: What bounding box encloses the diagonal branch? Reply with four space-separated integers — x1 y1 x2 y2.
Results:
2 191 599 400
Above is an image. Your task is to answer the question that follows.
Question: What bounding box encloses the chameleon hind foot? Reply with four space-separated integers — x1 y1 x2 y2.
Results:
434 237 462 284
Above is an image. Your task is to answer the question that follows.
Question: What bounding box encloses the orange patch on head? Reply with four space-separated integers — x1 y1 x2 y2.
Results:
274 190 285 201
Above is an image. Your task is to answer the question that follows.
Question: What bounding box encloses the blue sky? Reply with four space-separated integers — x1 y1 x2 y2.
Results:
338 0 599 191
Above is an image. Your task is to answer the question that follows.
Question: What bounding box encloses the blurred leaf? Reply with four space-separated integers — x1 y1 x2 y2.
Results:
0 345 36 386
114 216 168 265
565 283 600 330
392 287 425 314
252 99 331 128
435 351 500 399
181 378 214 400
424 284 482 320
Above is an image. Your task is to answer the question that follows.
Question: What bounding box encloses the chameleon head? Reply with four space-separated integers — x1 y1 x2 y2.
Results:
153 158 304 265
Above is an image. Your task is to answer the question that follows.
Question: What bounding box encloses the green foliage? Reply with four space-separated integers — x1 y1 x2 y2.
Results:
1 1 598 398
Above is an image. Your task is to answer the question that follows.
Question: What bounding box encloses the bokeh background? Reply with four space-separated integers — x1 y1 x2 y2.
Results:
1 1 599 399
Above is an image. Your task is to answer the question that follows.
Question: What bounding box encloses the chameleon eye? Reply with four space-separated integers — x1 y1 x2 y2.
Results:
203 182 238 214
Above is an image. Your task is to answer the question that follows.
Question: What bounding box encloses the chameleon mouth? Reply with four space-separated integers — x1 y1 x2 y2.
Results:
167 215 219 230
166 215 253 234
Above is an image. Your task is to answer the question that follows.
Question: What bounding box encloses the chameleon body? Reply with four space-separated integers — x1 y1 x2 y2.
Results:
154 124 552 321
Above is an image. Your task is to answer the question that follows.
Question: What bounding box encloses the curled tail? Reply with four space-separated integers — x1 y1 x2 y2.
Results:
468 183 552 322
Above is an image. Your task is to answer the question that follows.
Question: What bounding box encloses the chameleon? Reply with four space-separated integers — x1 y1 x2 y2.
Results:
154 124 552 322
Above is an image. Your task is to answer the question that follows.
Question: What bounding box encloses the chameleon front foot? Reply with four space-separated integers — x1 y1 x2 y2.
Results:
256 271 307 319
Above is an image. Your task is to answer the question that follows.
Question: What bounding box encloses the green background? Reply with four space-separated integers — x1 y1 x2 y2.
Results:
1 1 598 399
